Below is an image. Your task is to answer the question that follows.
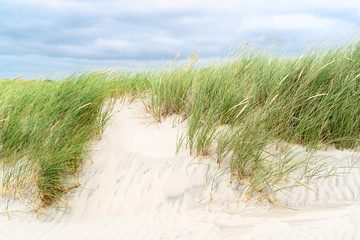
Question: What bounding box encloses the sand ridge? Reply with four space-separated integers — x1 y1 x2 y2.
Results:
1 101 360 240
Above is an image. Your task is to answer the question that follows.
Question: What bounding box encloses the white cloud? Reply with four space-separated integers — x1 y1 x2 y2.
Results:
1 0 360 77
240 13 354 32
95 39 131 51
6 0 360 13
8 0 91 9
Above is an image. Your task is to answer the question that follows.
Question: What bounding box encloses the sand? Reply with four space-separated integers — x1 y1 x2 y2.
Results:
1 101 360 240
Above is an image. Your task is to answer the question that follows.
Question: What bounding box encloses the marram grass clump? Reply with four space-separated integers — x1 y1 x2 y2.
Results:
142 37 360 201
1 36 360 208
0 72 114 206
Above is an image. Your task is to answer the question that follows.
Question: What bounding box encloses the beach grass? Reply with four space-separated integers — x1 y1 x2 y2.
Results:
142 38 360 200
0 73 113 206
1 36 360 207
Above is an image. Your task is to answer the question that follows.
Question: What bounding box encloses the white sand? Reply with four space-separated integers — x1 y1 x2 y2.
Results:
1 101 360 240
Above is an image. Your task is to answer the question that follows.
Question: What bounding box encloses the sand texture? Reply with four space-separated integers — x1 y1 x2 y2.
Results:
1 101 360 240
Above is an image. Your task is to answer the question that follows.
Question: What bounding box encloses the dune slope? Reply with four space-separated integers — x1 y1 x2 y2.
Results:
1 101 360 240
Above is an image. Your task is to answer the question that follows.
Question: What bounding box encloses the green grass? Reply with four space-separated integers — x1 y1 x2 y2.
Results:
0 73 113 206
142 39 360 201
1 37 360 207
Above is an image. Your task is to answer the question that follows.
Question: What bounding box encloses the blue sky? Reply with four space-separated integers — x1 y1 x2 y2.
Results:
1 0 359 78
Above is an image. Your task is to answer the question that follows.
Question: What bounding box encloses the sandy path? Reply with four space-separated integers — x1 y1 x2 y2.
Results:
1 101 360 240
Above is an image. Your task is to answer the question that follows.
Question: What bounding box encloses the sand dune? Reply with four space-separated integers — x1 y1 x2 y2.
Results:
1 101 360 240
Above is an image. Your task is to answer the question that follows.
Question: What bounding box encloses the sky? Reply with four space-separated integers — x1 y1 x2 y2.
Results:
1 0 360 79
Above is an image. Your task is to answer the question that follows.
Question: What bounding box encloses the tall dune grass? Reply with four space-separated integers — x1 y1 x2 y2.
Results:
1 36 360 207
143 38 360 201
0 73 113 206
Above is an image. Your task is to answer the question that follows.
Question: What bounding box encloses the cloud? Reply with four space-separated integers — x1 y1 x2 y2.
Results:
0 0 359 77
